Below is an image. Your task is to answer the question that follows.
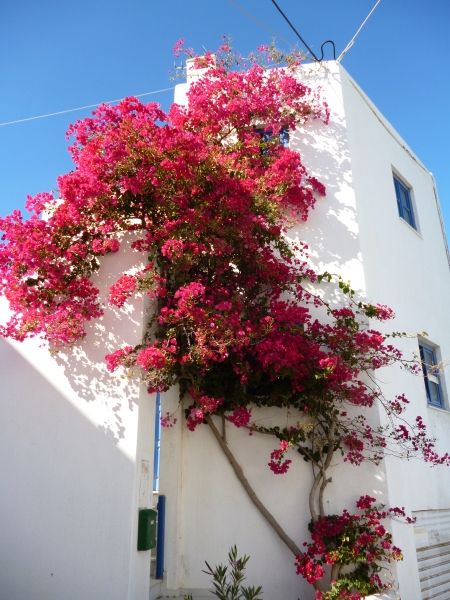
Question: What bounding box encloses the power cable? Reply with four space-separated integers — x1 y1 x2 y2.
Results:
337 0 382 62
0 86 175 128
227 0 291 47
269 0 319 61
319 40 336 61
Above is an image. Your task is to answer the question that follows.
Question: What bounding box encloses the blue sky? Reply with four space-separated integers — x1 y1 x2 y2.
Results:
1 0 449 238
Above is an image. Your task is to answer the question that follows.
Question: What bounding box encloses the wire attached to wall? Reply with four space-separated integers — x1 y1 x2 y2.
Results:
227 0 291 47
0 86 175 128
270 0 319 61
269 0 336 62
0 0 381 129
337 0 382 62
319 40 336 61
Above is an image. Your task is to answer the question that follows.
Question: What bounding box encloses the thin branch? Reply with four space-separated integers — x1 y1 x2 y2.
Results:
318 421 336 516
221 413 227 442
330 563 341 582
309 471 323 523
319 473 330 517
206 415 301 556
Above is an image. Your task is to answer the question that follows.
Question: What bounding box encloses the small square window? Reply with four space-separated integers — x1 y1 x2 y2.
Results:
393 174 417 229
255 127 289 154
419 341 444 408
279 127 290 148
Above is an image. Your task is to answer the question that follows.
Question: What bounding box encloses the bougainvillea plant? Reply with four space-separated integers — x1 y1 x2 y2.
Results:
295 495 415 599
0 42 447 598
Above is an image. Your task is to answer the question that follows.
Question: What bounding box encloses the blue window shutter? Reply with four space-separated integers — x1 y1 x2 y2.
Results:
279 127 290 147
255 127 289 153
394 177 403 217
419 342 443 408
393 174 416 229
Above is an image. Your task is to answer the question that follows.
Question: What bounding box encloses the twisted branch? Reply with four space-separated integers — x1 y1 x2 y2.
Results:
206 415 301 556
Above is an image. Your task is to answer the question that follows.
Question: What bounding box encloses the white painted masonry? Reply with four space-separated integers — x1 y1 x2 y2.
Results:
1 62 449 600
0 235 155 600
340 64 450 600
153 62 450 600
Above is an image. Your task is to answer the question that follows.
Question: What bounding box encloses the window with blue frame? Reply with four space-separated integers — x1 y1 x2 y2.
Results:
255 127 289 154
393 174 417 229
419 341 444 408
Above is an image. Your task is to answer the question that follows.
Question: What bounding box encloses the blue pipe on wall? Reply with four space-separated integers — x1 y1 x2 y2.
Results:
156 494 166 579
153 392 161 491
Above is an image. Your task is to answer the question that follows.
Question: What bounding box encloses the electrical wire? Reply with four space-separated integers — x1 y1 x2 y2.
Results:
319 40 336 61
337 0 382 62
0 0 381 129
0 86 175 128
269 0 319 61
227 0 291 47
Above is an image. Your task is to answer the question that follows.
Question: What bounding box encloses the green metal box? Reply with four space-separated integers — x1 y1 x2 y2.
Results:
137 508 157 551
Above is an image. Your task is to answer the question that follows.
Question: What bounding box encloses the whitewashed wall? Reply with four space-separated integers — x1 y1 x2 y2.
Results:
0 235 155 600
341 65 450 600
156 61 450 600
155 63 393 600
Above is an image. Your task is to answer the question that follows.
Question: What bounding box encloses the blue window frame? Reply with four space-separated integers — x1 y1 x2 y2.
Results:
279 127 290 148
419 342 444 408
255 127 289 154
393 174 416 229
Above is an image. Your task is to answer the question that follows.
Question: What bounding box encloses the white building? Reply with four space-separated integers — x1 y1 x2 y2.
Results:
0 239 155 600
1 61 449 600
154 61 450 600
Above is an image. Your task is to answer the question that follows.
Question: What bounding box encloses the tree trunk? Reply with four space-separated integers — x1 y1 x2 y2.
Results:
206 415 301 556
